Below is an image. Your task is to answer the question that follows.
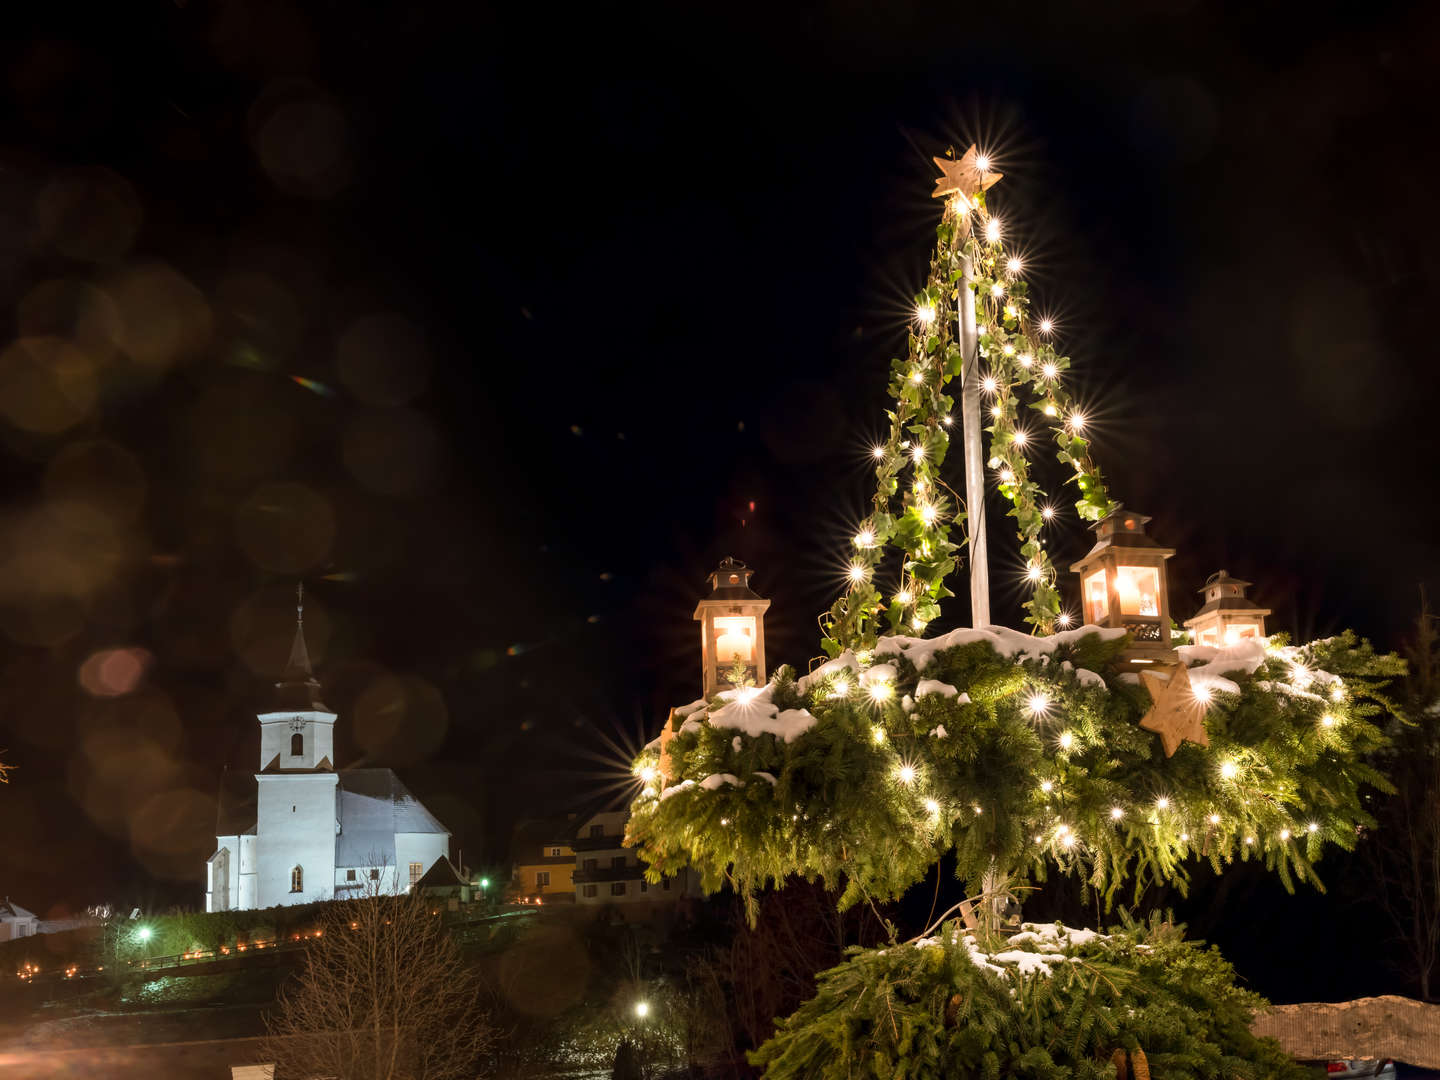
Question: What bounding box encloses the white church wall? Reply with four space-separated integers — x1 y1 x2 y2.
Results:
396 832 450 892
258 710 336 770
255 773 338 907
333 865 396 895
206 839 238 912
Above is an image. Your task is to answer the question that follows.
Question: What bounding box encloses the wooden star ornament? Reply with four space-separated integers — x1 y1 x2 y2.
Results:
1138 663 1211 758
932 144 1003 202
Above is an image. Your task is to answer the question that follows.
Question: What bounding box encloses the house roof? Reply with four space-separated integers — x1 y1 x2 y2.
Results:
0 899 36 921
415 856 465 889
509 816 577 863
334 768 450 868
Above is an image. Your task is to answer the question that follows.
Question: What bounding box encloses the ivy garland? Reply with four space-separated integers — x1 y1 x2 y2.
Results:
820 186 1114 658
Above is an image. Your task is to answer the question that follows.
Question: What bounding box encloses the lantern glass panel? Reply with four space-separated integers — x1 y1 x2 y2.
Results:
1083 570 1108 624
1114 565 1161 616
1223 622 1260 645
1198 625 1220 647
712 616 755 663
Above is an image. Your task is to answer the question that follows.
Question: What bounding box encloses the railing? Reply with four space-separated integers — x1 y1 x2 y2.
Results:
570 834 625 852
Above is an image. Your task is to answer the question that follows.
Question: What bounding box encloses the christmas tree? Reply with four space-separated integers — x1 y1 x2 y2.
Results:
627 146 1406 1077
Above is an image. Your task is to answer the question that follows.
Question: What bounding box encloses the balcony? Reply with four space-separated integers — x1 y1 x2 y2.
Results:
572 865 644 884
571 834 625 852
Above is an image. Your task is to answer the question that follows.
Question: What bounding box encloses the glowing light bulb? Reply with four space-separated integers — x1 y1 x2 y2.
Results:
898 764 916 785
999 468 1014 483
925 798 940 815
1244 835 1255 845
912 618 925 631
872 726 885 744
1002 343 1015 357
982 376 998 394
736 686 760 705
855 528 876 548
640 766 656 783
1110 807 1124 821
1040 780 1054 793
1057 731 1075 751
831 678 849 698
848 563 867 583
1307 821 1319 833
1007 256 1021 274
895 589 913 605
1290 664 1311 687
990 283 1004 298
1039 319 1054 334
911 445 925 464
920 503 938 525
1019 353 1034 368
985 218 1001 242
1069 413 1085 431
1027 692 1049 716
1220 760 1238 780
1025 564 1043 583
1180 832 1190 842
1043 403 1057 416
1041 361 1058 380
720 818 729 826
1280 828 1291 840
1321 713 1337 729
941 414 952 426
991 404 1003 417
871 445 885 460
1042 506 1055 520
1193 684 1213 705
868 681 893 704
916 303 936 325
1055 612 1072 628
909 370 923 385
1060 832 1077 849
1156 797 1170 810
1330 682 1345 702
975 154 991 172
1207 813 1221 825
1013 428 1028 447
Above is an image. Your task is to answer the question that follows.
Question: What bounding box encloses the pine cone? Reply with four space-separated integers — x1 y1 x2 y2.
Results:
1131 1047 1150 1080
1110 1049 1129 1079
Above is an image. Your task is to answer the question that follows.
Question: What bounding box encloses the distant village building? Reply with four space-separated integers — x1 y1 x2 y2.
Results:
0 899 38 942
509 809 699 916
206 592 451 912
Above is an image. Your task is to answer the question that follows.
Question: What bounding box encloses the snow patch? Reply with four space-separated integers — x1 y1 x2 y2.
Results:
931 725 949 738
875 624 1127 672
1177 639 1267 695
916 678 963 699
658 780 695 801
699 773 742 791
797 650 861 694
706 682 818 743
752 771 777 786
1074 668 1106 689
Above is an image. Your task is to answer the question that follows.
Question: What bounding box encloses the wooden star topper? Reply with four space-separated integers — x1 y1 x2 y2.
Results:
1138 663 1211 758
932 144 1003 202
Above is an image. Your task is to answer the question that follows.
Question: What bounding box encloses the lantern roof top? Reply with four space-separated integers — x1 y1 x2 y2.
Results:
1197 569 1252 592
1069 507 1174 572
1186 569 1271 622
701 557 766 603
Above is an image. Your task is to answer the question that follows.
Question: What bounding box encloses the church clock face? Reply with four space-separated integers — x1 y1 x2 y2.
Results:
289 716 306 732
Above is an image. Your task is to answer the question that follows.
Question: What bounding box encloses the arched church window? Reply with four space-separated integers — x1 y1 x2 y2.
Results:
291 865 303 893
291 732 303 756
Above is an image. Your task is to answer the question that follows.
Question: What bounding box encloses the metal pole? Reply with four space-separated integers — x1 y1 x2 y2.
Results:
958 253 989 627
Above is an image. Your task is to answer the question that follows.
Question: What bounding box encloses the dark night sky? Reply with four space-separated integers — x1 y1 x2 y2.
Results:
0 0 1437 984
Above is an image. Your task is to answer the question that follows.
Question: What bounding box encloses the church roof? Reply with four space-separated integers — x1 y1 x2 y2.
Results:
335 768 450 868
0 899 36 921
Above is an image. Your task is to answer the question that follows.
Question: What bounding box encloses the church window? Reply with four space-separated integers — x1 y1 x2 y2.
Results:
291 733 303 756
409 861 423 888
290 866 303 893
610 882 626 896
346 869 356 882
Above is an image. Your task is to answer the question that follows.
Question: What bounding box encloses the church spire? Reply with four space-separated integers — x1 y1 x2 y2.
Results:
273 581 327 711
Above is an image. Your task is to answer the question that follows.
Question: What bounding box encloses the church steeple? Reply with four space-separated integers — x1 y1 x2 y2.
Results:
273 583 328 712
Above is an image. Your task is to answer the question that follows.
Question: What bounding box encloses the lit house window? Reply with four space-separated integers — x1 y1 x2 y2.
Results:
290 866 303 893
409 862 423 888
550 847 561 856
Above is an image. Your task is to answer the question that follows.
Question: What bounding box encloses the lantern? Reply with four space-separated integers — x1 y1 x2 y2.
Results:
1183 571 1270 648
694 557 771 699
1068 509 1175 666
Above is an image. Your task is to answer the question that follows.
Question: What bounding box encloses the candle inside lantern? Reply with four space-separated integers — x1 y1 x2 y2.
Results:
1083 570 1108 624
1114 566 1160 617
712 616 755 663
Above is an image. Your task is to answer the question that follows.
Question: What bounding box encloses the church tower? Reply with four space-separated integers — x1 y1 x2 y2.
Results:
253 584 338 907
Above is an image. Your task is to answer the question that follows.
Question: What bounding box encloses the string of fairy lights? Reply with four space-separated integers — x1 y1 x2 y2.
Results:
820 149 1114 657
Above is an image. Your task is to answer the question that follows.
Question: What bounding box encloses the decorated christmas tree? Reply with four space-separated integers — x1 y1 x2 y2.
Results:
626 146 1407 1077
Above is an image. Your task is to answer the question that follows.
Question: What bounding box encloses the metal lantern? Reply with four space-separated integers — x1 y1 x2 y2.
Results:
1183 570 1270 648
1069 509 1175 665
693 557 771 700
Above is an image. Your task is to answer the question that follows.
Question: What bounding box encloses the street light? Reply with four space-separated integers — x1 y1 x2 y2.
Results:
634 1001 649 1019
136 927 151 942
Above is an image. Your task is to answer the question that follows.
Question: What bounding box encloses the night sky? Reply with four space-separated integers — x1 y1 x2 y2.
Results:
1 0 1437 984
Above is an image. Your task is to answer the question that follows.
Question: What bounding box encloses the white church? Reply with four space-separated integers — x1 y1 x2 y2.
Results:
206 595 452 912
